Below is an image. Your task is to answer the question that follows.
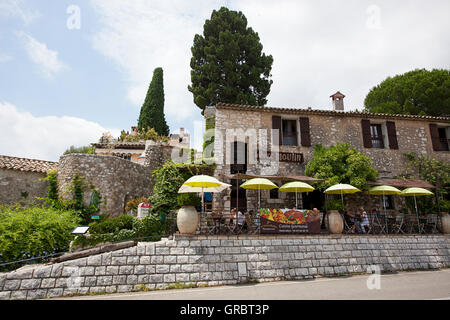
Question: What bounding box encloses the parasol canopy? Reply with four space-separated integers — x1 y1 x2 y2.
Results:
400 187 433 197
279 181 315 209
178 182 231 193
240 178 278 190
324 184 360 194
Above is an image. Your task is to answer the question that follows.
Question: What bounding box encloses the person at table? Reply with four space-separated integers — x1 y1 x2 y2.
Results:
345 210 361 233
359 207 370 233
372 208 381 219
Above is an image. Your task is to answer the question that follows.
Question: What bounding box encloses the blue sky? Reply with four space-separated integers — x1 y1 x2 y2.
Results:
1 0 449 161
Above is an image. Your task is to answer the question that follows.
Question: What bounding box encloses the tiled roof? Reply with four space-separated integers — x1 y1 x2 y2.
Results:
215 103 450 122
0 155 58 174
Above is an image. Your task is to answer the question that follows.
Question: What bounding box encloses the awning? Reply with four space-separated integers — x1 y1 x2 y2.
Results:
226 173 324 183
368 178 436 189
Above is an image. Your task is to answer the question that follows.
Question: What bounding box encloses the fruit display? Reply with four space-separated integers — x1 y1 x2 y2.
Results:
260 208 312 225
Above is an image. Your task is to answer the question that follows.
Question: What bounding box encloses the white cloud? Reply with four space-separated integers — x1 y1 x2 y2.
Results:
17 32 68 79
0 102 120 162
0 0 40 24
90 0 223 123
90 0 450 117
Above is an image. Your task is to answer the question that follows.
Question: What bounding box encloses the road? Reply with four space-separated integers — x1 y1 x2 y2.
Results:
58 269 450 300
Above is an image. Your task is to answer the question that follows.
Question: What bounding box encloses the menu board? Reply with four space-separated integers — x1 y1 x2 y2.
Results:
259 208 321 234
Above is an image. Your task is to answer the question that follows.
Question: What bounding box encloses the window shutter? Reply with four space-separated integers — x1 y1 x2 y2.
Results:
429 123 441 151
386 121 398 149
361 119 372 148
299 117 311 147
272 115 282 146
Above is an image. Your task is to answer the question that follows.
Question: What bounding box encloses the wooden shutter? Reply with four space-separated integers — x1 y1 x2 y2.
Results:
299 117 311 147
429 123 441 151
361 119 372 148
386 121 398 150
272 115 282 146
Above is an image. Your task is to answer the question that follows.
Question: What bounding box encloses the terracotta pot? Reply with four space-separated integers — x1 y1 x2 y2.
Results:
440 213 450 234
177 206 199 234
326 210 344 234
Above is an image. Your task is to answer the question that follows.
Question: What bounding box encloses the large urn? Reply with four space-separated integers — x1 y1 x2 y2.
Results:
177 206 199 234
439 213 450 234
326 210 344 234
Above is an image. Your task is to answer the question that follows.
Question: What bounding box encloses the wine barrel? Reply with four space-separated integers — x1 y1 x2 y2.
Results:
326 210 344 234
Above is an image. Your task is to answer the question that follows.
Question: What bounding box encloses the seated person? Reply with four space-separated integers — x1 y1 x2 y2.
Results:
344 210 361 233
237 209 245 229
249 210 259 227
372 208 381 219
359 207 370 233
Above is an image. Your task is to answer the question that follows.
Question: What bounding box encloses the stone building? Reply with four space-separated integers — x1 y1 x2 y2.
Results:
206 93 450 213
0 155 58 205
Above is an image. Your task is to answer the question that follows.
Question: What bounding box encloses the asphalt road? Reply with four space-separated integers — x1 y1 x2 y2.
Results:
58 269 450 300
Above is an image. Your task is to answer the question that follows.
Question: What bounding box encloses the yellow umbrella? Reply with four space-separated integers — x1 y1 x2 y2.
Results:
183 175 222 217
324 183 360 209
369 185 401 233
240 178 278 211
279 181 315 209
400 187 434 232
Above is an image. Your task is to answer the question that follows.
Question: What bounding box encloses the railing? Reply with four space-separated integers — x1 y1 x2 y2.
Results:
192 207 444 236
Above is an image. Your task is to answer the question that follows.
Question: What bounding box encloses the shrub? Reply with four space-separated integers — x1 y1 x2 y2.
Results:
125 197 149 213
177 193 201 207
88 214 135 234
0 205 79 271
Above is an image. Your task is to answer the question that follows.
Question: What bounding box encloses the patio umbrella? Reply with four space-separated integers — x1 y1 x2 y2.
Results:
178 182 231 194
400 187 434 231
240 178 278 211
279 181 315 209
183 175 222 217
368 185 401 233
324 183 361 209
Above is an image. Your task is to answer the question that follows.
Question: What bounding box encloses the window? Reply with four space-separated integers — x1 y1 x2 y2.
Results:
270 186 279 199
382 195 395 210
438 128 449 151
282 119 297 146
370 124 384 149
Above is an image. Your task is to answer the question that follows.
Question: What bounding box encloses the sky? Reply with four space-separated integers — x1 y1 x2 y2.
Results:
0 0 449 162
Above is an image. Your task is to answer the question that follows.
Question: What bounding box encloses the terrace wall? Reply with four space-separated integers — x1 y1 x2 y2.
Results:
1 234 449 300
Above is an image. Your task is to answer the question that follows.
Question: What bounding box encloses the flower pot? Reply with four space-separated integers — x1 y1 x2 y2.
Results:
177 206 199 234
439 213 450 234
326 210 344 234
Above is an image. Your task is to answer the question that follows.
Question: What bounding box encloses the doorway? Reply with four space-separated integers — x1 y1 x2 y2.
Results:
302 190 325 211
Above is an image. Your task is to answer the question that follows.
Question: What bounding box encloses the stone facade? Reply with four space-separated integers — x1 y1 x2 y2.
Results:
0 234 449 300
208 104 450 212
57 154 153 217
0 168 49 205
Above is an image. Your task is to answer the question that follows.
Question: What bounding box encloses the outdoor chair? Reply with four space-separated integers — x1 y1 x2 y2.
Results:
391 214 405 234
220 216 236 234
405 214 424 234
244 212 256 234
370 214 386 234
425 214 438 234
205 212 219 235
342 213 356 234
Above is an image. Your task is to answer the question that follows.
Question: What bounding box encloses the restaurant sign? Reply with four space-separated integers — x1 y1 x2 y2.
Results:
266 151 304 163
259 208 321 234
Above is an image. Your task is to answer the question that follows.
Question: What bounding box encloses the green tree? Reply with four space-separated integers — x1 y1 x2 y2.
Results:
364 68 450 116
138 67 170 136
63 145 95 155
305 143 379 190
188 7 274 113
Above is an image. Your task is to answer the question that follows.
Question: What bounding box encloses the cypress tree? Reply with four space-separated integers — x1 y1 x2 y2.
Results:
188 7 273 113
138 67 170 136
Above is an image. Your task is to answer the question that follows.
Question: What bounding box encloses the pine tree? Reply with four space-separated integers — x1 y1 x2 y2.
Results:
138 67 170 136
188 7 273 113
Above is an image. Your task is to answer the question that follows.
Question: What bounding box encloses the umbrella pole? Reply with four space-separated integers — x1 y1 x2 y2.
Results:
236 178 239 212
296 191 298 210
414 195 420 233
383 192 388 234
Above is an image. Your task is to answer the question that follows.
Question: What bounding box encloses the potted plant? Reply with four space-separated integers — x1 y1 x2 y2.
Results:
176 193 201 234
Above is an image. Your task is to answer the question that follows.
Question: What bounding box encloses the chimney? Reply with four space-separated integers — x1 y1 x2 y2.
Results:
330 91 345 111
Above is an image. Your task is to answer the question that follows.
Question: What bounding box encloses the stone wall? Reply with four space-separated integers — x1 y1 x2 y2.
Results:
58 154 153 217
0 168 48 205
211 106 450 211
1 234 448 300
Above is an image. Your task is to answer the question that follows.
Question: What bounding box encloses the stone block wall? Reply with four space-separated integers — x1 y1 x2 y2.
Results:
0 169 48 205
57 154 153 217
0 234 448 300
